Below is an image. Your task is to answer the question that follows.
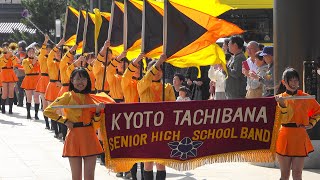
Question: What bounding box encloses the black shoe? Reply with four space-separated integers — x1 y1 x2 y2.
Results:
8 98 14 114
17 104 23 107
34 103 39 120
54 134 59 139
1 99 5 114
45 126 50 130
27 114 31 119
116 172 123 177
124 172 132 179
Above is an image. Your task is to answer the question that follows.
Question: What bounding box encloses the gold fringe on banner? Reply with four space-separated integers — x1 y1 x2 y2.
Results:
100 106 282 172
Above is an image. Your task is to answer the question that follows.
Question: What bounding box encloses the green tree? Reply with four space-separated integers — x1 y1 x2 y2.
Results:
10 0 67 44
68 0 90 10
10 0 113 45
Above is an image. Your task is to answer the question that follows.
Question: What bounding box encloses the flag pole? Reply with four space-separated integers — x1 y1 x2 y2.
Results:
140 0 146 80
123 0 128 51
162 0 168 102
102 0 115 92
141 0 146 53
82 9 89 67
23 18 55 44
75 8 83 46
62 6 69 41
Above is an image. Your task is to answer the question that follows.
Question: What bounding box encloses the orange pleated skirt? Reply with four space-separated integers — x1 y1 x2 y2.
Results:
1 69 18 83
62 126 103 157
36 75 50 93
276 127 314 157
58 85 69 97
21 75 40 90
45 82 61 102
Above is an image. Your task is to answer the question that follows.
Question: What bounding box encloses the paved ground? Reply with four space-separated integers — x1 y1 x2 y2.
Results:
0 105 319 180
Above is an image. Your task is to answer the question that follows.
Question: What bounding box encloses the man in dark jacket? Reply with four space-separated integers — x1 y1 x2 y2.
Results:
225 35 247 99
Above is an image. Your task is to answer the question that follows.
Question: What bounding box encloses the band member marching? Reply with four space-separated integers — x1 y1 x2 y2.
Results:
21 45 41 119
36 35 52 128
136 54 176 180
0 42 19 114
45 38 65 138
53 44 77 140
121 52 145 180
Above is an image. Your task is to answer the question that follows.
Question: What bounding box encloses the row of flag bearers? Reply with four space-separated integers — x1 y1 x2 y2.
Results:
42 37 175 179
0 33 175 179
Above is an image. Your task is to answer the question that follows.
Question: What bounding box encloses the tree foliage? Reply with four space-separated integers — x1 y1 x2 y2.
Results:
9 0 67 44
9 0 113 45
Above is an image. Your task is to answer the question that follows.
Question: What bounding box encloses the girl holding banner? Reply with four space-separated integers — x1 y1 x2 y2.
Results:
44 67 114 180
136 54 176 180
275 68 320 180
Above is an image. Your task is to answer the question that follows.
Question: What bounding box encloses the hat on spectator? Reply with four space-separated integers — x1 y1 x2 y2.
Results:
259 46 273 56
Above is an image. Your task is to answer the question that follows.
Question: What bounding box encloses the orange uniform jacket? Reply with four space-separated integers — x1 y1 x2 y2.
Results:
47 47 60 81
107 58 124 100
60 51 73 85
36 44 50 93
21 58 40 90
92 53 110 92
45 47 61 101
276 90 320 156
278 91 320 126
137 65 176 103
38 44 49 74
121 63 139 103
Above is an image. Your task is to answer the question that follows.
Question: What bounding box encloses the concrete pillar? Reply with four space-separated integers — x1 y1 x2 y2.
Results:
274 0 312 85
311 1 320 58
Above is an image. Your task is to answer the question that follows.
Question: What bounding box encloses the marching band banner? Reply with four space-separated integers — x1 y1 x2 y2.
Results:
101 97 280 172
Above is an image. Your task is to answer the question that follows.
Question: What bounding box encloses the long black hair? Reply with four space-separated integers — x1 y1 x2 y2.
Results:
69 67 92 94
282 68 300 82
276 68 300 95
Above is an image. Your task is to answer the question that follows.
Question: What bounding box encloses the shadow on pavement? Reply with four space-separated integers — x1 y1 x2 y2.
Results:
0 119 24 126
167 172 197 179
305 169 320 174
4 112 28 120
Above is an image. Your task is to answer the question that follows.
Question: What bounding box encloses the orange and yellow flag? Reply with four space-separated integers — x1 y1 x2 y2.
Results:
164 0 243 59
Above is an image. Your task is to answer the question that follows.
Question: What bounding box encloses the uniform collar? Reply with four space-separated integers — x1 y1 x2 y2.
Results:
286 90 297 95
